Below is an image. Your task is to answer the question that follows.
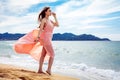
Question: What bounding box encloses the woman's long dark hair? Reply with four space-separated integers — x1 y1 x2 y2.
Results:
38 7 50 23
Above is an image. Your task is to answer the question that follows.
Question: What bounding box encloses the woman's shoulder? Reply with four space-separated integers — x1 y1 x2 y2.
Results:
41 18 47 23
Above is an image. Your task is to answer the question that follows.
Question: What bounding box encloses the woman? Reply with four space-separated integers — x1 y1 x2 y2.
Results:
14 7 59 75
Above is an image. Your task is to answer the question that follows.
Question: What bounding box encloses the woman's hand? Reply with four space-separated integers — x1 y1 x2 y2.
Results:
34 37 40 42
52 12 56 17
51 12 59 27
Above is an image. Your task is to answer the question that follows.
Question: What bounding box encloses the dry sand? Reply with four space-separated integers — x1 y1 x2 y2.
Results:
0 64 79 80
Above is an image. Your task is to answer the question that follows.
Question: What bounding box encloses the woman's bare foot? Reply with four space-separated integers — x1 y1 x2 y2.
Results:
46 70 51 75
38 71 46 74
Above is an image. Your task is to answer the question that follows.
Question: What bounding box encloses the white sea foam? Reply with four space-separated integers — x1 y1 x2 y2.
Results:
52 61 120 80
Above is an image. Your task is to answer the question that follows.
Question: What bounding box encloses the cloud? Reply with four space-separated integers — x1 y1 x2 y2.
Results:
55 0 120 30
0 0 120 40
85 0 120 16
8 0 57 9
0 0 58 33
81 16 120 24
0 0 57 15
0 12 39 33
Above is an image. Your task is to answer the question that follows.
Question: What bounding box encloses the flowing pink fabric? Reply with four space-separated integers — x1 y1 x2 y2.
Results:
14 20 54 61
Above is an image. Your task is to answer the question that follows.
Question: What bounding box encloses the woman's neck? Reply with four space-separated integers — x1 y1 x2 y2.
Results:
45 15 49 20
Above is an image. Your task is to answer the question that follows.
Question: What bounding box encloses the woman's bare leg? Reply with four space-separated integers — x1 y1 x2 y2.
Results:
43 41 55 75
46 57 54 75
38 47 46 73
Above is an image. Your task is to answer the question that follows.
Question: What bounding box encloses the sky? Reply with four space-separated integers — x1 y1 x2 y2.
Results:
0 0 120 41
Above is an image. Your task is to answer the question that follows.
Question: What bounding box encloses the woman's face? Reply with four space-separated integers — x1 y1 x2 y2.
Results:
45 8 52 16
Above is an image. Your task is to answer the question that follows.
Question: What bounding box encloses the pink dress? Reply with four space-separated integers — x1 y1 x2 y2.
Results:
14 20 54 61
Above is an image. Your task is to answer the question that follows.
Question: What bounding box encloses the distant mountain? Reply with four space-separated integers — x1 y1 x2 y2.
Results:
0 32 25 40
52 33 110 41
0 32 110 41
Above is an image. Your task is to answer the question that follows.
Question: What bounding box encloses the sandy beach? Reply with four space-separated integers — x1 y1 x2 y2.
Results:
0 64 79 80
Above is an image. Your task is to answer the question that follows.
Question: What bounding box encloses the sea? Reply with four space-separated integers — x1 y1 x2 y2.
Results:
0 41 120 80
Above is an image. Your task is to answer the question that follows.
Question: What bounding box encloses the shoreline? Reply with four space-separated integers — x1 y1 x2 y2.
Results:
0 63 79 80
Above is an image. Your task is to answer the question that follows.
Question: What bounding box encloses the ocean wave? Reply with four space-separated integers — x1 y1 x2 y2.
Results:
54 61 120 80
